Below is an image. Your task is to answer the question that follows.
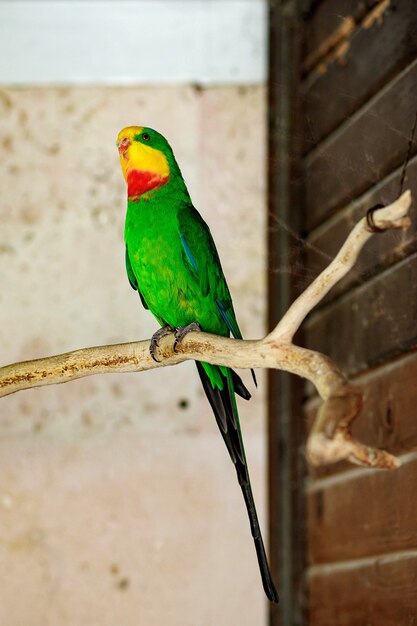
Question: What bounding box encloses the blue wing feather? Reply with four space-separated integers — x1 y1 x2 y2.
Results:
216 299 242 340
180 234 198 273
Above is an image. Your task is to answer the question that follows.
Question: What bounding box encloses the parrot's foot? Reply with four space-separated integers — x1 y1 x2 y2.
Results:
150 325 176 362
173 322 201 352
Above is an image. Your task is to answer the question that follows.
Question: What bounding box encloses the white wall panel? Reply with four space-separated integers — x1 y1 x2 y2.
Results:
0 0 266 84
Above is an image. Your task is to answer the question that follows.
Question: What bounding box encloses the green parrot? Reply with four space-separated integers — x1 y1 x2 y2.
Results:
117 125 278 603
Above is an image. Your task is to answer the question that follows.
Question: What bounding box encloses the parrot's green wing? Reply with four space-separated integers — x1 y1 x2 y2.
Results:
177 203 242 339
125 246 149 310
178 204 257 387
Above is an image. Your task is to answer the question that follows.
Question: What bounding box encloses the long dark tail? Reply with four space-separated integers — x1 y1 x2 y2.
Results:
196 362 279 603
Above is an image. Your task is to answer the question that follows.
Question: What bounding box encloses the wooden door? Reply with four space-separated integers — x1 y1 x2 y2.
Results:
268 1 417 624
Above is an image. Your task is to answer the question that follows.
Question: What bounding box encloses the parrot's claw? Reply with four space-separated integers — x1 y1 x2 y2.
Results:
173 322 201 352
150 325 176 362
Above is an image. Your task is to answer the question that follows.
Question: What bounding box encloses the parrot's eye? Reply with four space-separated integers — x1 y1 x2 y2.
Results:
142 132 150 142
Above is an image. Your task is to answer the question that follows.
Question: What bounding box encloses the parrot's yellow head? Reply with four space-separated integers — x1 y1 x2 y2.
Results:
117 126 172 199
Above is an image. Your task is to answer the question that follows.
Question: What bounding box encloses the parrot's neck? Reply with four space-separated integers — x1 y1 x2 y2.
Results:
124 174 189 244
127 169 169 198
127 163 190 204
125 169 191 240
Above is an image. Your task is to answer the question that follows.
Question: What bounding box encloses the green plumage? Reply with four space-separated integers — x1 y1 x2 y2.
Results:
125 190 231 341
122 127 278 603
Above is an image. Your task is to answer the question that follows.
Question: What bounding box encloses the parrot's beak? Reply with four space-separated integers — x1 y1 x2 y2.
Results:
118 137 130 159
117 137 132 181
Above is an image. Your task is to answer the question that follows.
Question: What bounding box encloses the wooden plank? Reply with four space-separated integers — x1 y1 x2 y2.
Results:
304 59 417 231
304 251 417 378
302 0 381 73
302 0 358 71
303 0 417 149
268 3 306 623
305 350 417 479
305 155 417 305
307 454 417 564
309 552 417 625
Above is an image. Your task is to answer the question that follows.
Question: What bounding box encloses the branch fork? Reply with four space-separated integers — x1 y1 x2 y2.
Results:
0 191 412 469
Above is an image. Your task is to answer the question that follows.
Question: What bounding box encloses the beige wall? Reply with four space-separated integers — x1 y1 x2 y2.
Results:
0 85 267 625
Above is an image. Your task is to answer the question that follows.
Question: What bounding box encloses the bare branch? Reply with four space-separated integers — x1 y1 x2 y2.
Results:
0 191 412 470
268 190 412 342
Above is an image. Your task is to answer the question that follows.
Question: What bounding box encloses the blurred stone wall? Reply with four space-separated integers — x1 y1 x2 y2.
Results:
0 85 267 625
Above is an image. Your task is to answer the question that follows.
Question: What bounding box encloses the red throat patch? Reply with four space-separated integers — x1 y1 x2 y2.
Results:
127 169 169 199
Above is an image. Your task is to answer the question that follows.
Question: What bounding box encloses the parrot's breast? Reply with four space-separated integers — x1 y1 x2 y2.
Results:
125 201 226 335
